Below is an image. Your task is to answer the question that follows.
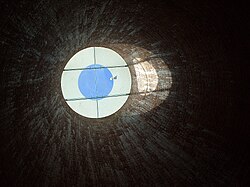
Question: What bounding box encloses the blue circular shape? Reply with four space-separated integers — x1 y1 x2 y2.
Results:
78 64 114 100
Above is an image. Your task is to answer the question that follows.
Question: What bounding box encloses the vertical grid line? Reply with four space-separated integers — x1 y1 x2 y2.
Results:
96 100 99 118
93 47 99 118
94 47 96 64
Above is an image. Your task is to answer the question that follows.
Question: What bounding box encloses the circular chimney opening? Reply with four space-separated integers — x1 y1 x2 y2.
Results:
61 47 132 118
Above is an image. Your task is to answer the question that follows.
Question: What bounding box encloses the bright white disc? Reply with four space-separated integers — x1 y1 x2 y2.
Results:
61 47 132 118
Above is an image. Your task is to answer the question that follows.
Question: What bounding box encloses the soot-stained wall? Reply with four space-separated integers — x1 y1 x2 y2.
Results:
0 0 249 186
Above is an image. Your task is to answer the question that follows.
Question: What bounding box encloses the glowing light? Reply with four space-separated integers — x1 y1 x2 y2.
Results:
133 57 158 96
61 47 132 118
105 44 172 116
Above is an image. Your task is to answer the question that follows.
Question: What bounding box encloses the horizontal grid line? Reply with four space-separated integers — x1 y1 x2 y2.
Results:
65 88 170 101
64 65 129 71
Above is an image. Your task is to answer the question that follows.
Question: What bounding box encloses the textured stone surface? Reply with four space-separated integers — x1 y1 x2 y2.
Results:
0 0 249 186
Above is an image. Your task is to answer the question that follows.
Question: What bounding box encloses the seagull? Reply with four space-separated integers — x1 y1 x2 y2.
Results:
110 76 117 80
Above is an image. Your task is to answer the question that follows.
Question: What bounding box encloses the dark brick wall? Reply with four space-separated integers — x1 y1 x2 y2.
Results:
0 0 249 186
